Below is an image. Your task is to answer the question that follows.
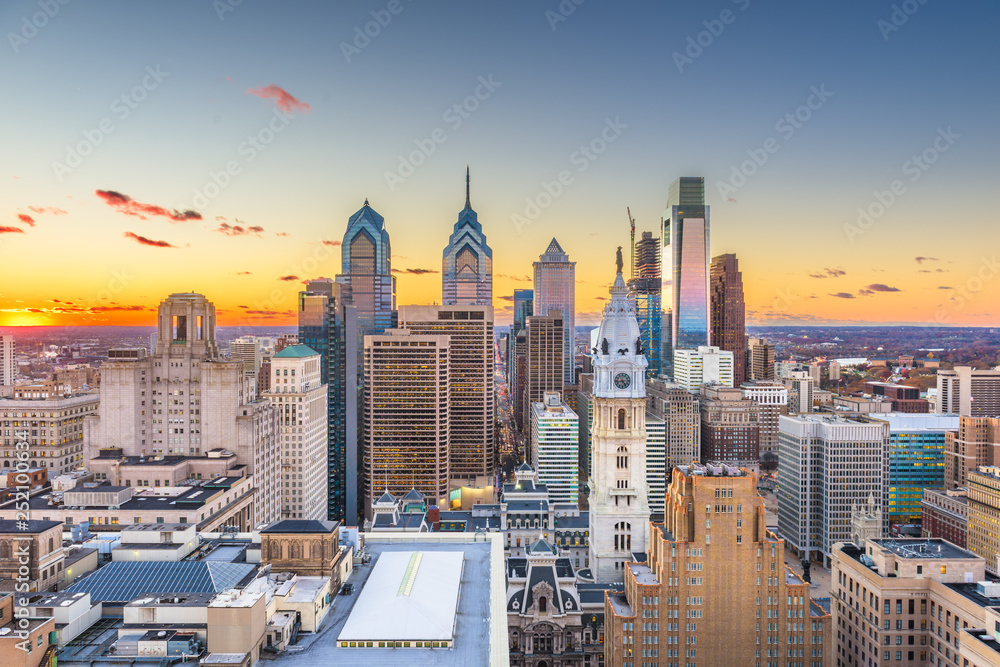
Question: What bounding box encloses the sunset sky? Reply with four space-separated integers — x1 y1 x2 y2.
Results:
2 0 997 328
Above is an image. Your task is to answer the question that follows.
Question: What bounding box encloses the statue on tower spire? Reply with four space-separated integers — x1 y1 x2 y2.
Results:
615 246 623 275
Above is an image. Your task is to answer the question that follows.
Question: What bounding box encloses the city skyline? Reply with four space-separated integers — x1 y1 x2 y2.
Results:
2 1 997 329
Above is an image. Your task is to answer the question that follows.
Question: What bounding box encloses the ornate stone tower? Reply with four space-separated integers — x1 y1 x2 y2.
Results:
588 251 650 583
851 492 883 546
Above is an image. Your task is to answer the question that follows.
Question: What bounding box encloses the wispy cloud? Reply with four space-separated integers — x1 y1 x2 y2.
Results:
809 267 846 279
215 221 264 237
123 231 178 248
277 275 299 282
915 256 939 264
97 190 202 222
322 239 341 247
865 283 902 292
16 213 35 226
246 84 311 113
829 292 855 299
392 267 438 275
27 206 67 215
0 226 26 234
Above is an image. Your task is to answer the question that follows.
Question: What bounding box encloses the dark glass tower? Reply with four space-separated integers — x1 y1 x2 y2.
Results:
336 200 396 336
298 279 360 523
628 231 663 378
710 253 747 386
662 177 710 377
508 288 534 388
442 168 493 306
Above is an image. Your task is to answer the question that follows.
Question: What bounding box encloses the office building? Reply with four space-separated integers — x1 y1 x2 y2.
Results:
512 328 529 432
530 392 579 504
742 381 788 460
778 414 888 565
298 278 360 523
747 337 775 381
0 519 64 593
442 168 493 306
229 335 263 384
261 345 328 521
967 466 1000 574
605 465 833 667
0 335 13 386
362 329 449 518
936 366 1000 417
533 238 576 384
588 261 649 583
336 200 396 336
628 230 663 378
786 370 815 414
944 416 1000 488
865 381 931 413
921 487 968 548
709 253 746 386
661 177 711 377
672 345 734 392
645 377 700 472
0 391 98 476
523 311 565 433
507 288 533 389
398 305 495 483
699 384 761 468
83 293 281 526
577 374 594 475
878 413 956 524
833 536 1000 667
644 413 666 514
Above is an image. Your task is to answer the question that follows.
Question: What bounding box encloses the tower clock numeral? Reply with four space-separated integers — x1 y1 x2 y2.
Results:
614 373 631 390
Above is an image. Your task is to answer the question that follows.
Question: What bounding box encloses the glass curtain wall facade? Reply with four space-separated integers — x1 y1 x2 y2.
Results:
533 239 576 384
442 168 493 307
629 231 662 378
336 200 396 336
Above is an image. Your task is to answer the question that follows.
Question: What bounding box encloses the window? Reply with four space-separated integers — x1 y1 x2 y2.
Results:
617 409 627 430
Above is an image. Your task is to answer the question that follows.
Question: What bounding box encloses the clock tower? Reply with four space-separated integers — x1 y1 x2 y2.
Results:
588 253 650 583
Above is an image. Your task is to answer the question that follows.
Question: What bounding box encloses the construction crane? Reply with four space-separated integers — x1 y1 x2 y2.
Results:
626 207 636 279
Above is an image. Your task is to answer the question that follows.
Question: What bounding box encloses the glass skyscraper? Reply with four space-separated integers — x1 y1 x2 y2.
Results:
297 279 361 524
533 238 575 384
336 200 396 336
628 231 662 378
662 177 710 378
883 414 956 523
508 288 533 388
442 168 493 306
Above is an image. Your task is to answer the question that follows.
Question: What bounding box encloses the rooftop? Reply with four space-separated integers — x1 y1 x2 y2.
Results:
675 463 747 477
872 538 978 561
66 561 256 603
0 518 61 533
260 519 339 534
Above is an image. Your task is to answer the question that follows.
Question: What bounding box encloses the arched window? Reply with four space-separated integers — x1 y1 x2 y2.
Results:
617 409 626 430
616 445 629 470
539 596 547 613
613 522 632 552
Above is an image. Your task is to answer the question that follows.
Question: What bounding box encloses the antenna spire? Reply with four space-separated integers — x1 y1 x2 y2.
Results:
465 165 471 208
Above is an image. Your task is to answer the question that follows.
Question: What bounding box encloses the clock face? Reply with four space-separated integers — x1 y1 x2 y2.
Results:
614 373 631 389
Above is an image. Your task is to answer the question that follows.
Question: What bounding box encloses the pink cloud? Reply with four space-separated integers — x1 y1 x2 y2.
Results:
97 190 202 222
246 84 311 113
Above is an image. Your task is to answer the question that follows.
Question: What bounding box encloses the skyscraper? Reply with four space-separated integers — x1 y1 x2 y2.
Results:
533 238 576 384
442 168 493 307
530 392 580 504
0 335 14 386
297 279 360 523
709 253 746 386
672 345 734 392
507 288 533 388
936 366 1000 416
336 200 396 336
588 259 649 583
262 345 328 520
628 231 662 378
398 305 495 483
362 329 449 518
523 311 564 435
747 337 775 381
646 377 701 472
662 177 710 375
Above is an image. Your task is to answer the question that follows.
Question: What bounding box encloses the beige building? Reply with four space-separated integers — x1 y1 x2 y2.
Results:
0 335 13 387
262 345 328 520
0 390 98 477
645 377 700 471
967 466 1000 575
742 381 788 459
84 293 281 527
945 416 1000 488
363 329 450 516
524 311 565 434
0 593 55 667
207 586 267 667
936 366 1000 417
748 337 775 381
398 305 495 483
0 519 64 593
605 465 832 667
833 536 1000 667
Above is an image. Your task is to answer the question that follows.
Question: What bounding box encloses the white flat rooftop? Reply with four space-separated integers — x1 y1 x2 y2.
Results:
337 550 464 643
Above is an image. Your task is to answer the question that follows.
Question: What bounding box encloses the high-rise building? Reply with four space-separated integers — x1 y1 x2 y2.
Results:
944 416 1000 488
741 381 787 461
512 328 528 432
778 414 888 565
699 384 761 468
605 465 833 667
672 345 734 392
0 335 14 386
398 305 495 483
645 378 700 472
644 413 666 515
833 536 999 667
362 329 449 517
530 392 579 505
920 487 968 547
877 413 956 524
628 231 663 378
533 238 576 384
261 345 328 520
588 261 649 583
709 253 746 386
228 335 263 383
785 370 814 414
298 278 361 523
442 168 492 307
0 389 98 477
523 312 564 434
507 288 533 388
936 366 1000 417
336 200 396 336
661 177 710 377
967 465 1000 575
83 293 281 527
747 337 775 381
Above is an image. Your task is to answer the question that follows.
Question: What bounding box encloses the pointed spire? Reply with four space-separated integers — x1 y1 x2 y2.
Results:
465 166 471 208
364 198 369 207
